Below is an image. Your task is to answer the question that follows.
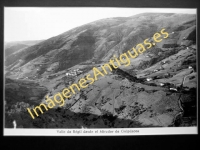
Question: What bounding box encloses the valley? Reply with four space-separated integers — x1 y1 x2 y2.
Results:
4 13 197 128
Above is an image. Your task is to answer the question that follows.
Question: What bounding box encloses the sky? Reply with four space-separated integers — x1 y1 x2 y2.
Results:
4 7 196 42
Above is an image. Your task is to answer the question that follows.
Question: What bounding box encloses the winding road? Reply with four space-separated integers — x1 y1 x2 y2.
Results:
172 69 194 126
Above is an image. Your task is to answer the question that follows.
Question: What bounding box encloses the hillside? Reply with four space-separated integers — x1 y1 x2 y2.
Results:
5 13 196 78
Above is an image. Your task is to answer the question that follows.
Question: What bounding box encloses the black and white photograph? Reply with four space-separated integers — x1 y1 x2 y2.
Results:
3 7 197 136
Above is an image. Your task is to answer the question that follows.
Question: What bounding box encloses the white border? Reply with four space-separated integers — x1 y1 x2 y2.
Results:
3 8 198 136
4 127 197 136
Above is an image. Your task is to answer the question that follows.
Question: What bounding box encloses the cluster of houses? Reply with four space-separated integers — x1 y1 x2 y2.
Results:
66 69 83 77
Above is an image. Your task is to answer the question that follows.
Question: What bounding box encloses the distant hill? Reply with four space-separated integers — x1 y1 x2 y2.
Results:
4 40 44 58
4 43 28 58
5 39 44 48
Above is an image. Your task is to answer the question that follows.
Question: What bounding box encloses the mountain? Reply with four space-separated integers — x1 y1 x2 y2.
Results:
5 13 196 76
5 13 197 128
